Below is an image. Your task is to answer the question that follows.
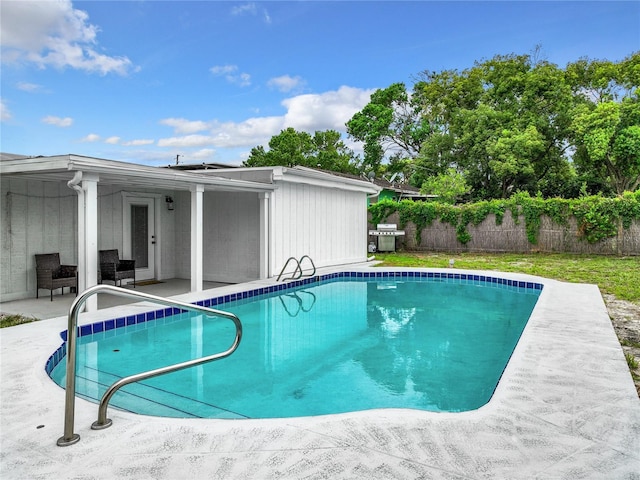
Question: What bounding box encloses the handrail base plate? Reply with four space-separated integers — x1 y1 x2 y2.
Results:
91 419 113 430
57 433 80 447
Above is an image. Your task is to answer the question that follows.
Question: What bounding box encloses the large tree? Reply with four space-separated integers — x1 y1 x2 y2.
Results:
346 83 431 175
413 53 577 199
243 127 359 174
568 52 640 195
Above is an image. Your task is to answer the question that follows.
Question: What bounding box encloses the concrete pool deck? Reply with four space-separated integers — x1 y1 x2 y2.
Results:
1 268 639 479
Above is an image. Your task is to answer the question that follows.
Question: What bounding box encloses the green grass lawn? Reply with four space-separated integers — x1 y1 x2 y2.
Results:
0 313 38 328
373 252 640 302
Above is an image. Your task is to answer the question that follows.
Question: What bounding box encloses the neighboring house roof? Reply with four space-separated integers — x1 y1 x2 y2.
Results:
374 180 428 199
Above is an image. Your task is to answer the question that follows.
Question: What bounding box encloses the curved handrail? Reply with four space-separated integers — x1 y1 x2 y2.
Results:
276 255 316 282
57 284 242 447
298 255 316 278
276 256 302 281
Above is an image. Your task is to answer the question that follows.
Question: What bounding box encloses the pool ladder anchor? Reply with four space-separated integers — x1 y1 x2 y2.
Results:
277 255 316 282
56 284 242 447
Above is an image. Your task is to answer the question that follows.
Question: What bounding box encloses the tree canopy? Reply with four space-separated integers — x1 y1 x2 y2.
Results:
568 53 640 195
243 127 359 174
246 50 639 201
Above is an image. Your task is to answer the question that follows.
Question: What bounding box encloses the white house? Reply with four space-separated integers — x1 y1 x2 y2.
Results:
0 154 380 305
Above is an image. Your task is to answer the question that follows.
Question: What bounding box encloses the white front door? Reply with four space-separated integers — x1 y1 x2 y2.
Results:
123 196 156 281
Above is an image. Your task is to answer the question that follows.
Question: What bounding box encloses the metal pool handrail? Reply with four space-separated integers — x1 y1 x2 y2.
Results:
276 255 316 281
57 284 243 447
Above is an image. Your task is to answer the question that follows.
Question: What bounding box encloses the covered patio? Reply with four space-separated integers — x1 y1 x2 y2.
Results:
1 154 379 311
0 154 276 311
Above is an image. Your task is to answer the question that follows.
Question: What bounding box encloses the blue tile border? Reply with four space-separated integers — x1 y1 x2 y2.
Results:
46 270 543 375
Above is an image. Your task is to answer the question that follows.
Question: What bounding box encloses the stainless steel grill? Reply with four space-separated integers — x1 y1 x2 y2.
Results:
368 224 405 252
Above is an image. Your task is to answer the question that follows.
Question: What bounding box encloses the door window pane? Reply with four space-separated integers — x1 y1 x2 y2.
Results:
131 205 148 268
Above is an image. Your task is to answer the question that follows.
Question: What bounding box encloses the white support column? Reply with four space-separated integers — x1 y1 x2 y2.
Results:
82 173 99 312
190 184 204 292
258 192 271 279
269 189 277 278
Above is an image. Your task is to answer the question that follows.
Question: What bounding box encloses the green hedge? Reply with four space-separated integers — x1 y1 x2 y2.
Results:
368 191 640 245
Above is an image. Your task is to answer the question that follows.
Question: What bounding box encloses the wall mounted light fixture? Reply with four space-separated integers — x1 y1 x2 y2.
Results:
165 196 174 211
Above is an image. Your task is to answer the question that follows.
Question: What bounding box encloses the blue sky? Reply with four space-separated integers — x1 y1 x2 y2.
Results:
1 1 638 167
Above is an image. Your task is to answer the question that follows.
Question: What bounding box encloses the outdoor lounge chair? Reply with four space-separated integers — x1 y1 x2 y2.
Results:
99 249 135 287
35 253 78 301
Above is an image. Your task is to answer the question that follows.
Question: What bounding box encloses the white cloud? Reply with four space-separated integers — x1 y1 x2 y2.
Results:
282 86 376 132
236 72 251 87
158 134 216 148
122 139 154 146
159 118 209 134
230 3 271 24
81 133 101 142
210 64 251 87
0 0 134 75
105 136 120 144
210 64 237 76
42 115 72 127
230 3 258 16
0 99 11 122
190 149 217 161
157 86 374 151
17 82 44 93
268 75 305 93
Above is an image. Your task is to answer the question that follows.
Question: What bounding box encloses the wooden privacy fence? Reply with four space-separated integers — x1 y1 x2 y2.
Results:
370 212 640 255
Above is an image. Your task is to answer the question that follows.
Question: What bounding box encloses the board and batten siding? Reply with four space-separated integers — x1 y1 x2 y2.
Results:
271 181 369 275
203 191 261 283
0 178 180 301
172 190 261 283
1 177 77 301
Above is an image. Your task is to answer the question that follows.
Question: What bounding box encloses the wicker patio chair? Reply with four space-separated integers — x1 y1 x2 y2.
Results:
35 253 78 301
99 249 136 287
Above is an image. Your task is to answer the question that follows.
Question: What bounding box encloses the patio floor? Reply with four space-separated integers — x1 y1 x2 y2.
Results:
0 279 227 320
1 268 639 479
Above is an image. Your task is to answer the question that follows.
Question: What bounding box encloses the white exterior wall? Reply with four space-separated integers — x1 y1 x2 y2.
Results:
1 177 77 301
204 191 260 283
0 178 181 301
97 184 124 253
173 190 192 280
173 191 261 283
271 181 369 275
97 186 178 280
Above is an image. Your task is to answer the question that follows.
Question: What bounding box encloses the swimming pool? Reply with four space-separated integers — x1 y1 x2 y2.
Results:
47 271 542 419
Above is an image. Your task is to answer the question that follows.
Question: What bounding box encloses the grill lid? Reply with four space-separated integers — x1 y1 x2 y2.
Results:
376 224 397 231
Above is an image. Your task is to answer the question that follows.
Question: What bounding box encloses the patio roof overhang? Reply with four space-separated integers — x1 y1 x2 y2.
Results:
199 165 382 195
0 154 276 193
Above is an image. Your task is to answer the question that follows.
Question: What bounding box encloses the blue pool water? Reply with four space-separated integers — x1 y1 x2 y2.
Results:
49 273 542 419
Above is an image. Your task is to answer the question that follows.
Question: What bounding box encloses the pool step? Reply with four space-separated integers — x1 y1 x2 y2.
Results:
73 367 247 419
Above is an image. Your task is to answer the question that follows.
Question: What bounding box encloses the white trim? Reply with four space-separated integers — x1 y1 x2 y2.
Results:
259 192 270 279
82 173 99 311
190 185 204 292
1 154 277 192
198 166 381 195
122 193 161 281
